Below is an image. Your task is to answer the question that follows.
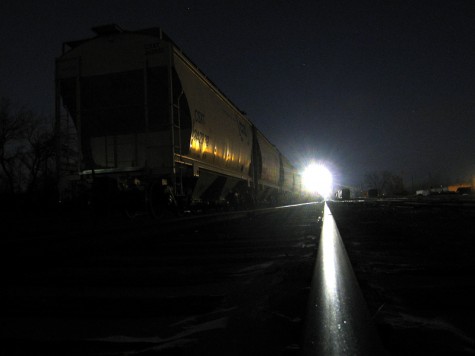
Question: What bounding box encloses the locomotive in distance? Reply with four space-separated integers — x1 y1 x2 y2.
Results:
56 24 302 217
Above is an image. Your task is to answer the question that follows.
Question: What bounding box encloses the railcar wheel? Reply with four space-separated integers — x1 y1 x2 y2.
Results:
149 183 176 219
121 189 142 219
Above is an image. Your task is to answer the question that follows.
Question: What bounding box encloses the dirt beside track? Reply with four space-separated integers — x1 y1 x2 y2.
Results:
329 198 475 355
1 204 323 355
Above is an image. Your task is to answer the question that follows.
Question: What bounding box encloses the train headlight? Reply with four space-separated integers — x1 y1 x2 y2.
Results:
302 163 333 198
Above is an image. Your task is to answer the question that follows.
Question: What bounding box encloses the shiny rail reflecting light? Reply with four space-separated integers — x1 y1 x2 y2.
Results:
321 217 337 296
303 203 386 355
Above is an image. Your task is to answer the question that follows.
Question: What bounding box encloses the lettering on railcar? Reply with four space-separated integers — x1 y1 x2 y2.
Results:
144 42 164 55
194 110 205 123
237 121 248 142
191 129 210 147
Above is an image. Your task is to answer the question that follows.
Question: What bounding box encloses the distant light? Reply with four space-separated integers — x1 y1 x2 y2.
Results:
302 163 333 198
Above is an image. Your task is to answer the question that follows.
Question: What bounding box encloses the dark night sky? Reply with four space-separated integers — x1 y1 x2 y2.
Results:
1 0 475 188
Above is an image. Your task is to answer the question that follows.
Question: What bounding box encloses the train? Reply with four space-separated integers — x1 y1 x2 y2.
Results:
55 24 301 216
335 188 350 200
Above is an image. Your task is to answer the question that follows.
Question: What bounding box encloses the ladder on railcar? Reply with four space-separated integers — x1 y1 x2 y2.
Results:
172 91 184 197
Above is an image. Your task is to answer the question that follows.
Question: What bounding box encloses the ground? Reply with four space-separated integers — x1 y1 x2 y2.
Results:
1 204 323 355
2 197 475 355
329 197 475 355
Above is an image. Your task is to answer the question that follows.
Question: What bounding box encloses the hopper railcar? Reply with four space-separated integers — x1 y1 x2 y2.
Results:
55 24 300 216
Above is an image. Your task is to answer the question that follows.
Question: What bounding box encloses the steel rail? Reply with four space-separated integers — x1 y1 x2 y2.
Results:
303 202 386 355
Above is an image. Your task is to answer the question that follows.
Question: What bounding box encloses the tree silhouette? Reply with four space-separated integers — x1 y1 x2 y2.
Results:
0 97 56 196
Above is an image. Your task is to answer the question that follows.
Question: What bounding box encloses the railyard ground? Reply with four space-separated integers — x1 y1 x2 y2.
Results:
1 196 475 355
329 196 475 355
1 203 323 355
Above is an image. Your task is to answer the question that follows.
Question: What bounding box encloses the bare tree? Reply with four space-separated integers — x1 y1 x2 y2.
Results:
364 171 388 192
20 117 56 193
0 97 56 196
364 170 405 196
0 98 27 194
387 174 405 195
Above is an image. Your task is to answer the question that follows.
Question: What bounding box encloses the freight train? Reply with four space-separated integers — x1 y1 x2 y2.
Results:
55 24 301 217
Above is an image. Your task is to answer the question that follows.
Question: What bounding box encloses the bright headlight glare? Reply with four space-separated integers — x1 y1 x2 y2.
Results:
302 163 333 197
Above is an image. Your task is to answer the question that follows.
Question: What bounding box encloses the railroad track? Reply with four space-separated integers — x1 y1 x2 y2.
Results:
4 199 472 355
1 203 323 355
